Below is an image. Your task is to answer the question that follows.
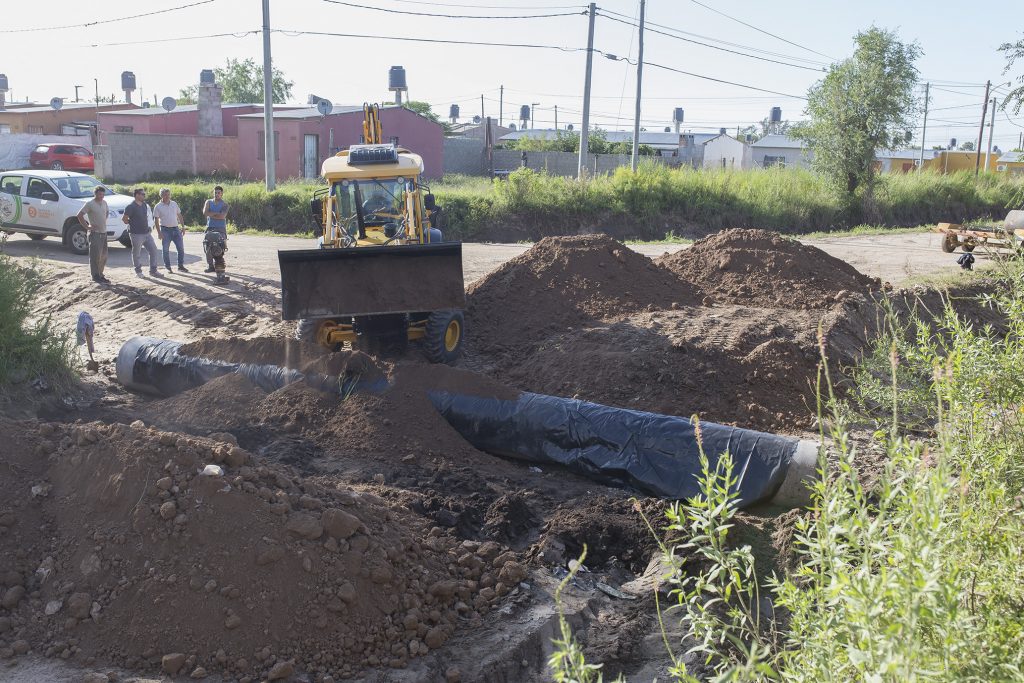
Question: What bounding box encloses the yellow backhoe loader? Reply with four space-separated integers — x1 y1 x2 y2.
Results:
277 104 466 363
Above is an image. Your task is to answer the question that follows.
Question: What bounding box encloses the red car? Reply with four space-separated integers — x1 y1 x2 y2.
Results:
29 144 94 172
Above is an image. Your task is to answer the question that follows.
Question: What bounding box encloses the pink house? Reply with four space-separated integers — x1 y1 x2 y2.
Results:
235 105 444 180
97 104 292 138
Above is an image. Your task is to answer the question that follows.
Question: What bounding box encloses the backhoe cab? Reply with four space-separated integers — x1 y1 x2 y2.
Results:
278 104 466 363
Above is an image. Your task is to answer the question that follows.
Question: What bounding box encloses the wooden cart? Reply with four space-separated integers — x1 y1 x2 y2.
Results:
934 210 1024 254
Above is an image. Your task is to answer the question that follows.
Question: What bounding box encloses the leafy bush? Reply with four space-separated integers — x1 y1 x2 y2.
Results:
0 257 74 387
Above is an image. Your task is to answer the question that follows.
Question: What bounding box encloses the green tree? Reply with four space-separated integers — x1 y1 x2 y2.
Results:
216 58 293 103
959 140 976 151
177 86 197 105
793 27 921 201
1000 34 1024 115
403 101 452 135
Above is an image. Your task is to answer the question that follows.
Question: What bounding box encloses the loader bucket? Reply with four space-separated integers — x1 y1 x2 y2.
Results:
278 243 466 321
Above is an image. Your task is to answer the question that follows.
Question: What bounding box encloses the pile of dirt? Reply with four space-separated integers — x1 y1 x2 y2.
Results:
466 235 701 356
0 417 530 680
657 229 879 309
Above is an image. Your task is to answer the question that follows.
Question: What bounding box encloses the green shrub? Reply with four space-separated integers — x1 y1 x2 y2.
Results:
0 257 74 387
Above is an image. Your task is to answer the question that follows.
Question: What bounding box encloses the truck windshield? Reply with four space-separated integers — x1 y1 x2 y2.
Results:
52 175 109 199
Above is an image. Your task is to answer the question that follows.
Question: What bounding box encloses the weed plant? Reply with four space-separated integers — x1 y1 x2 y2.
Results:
0 257 74 387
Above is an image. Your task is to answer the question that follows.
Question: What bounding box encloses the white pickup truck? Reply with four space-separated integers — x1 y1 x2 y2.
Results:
0 170 140 255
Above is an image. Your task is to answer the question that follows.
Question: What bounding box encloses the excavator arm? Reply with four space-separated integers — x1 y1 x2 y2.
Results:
362 103 383 145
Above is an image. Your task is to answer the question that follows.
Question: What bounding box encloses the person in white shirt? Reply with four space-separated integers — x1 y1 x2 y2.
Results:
152 188 188 273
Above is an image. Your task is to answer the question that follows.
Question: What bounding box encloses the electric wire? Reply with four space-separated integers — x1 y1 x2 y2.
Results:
596 11 825 71
1 0 217 33
83 30 257 48
687 0 834 60
320 0 585 19
273 28 586 52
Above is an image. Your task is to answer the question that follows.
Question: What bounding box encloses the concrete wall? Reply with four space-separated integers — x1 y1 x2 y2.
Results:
97 133 238 181
0 134 94 171
236 107 445 181
443 137 488 175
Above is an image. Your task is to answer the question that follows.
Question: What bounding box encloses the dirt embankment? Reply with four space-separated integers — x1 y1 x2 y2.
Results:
465 230 880 431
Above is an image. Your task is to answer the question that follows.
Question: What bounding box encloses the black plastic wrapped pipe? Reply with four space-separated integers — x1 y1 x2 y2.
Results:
429 391 817 508
115 337 343 397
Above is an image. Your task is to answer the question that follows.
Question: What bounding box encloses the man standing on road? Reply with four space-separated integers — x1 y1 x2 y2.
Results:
76 186 110 284
202 185 229 273
122 188 160 277
153 188 188 273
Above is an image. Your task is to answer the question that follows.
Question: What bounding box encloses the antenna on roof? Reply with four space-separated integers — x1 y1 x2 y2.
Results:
50 97 63 111
316 99 333 118
161 97 176 112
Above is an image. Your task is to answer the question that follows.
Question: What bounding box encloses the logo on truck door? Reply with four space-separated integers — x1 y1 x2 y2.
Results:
0 193 22 226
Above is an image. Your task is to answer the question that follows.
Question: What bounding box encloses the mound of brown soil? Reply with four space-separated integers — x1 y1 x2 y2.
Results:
0 417 524 680
466 235 700 356
657 229 878 309
147 373 268 432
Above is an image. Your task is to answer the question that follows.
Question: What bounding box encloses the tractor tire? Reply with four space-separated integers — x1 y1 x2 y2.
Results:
28 234 46 241
941 233 958 253
423 309 464 364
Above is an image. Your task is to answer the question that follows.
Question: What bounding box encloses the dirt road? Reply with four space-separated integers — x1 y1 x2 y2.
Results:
0 229 970 361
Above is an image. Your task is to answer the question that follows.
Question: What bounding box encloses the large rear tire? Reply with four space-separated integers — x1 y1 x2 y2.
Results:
423 309 464 364
941 233 958 253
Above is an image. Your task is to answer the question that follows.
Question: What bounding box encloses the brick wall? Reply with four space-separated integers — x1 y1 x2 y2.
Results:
99 133 239 181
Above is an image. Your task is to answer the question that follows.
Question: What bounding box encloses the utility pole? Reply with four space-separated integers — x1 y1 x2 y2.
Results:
74 85 82 103
630 0 646 171
531 102 539 129
985 97 997 172
918 82 929 171
262 0 277 190
974 80 991 177
554 105 558 130
578 3 597 177
480 94 485 123
499 85 503 127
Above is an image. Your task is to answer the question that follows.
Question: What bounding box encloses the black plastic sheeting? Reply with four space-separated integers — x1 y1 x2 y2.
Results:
429 391 804 505
118 338 362 397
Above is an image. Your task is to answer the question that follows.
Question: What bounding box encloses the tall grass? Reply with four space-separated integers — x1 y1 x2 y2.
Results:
0 257 74 387
114 167 1023 240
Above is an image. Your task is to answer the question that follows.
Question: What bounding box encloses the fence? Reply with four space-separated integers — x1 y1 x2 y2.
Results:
95 133 239 182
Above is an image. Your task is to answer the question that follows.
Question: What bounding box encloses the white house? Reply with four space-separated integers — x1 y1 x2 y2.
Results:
750 134 811 169
702 133 751 170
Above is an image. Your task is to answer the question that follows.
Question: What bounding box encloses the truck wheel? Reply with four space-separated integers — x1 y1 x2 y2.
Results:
423 309 464 364
64 222 89 255
941 233 958 253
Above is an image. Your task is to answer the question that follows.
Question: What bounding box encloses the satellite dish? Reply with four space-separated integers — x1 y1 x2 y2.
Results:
50 97 63 111
472 115 481 124
567 124 574 131
316 99 333 116
161 97 176 112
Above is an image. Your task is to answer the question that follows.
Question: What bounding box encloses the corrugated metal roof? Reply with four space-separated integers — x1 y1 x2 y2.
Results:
1 102 132 114
750 134 804 149
998 151 1023 163
98 103 281 117
235 105 364 120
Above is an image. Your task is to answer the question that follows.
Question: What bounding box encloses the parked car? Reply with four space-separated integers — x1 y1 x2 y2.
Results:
0 170 140 254
29 144 95 172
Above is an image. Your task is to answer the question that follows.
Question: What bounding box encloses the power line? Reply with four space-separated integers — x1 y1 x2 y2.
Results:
83 30 257 48
320 0 584 19
598 7 827 66
688 0 834 60
1 0 216 33
633 58 808 100
1003 110 1024 130
595 11 824 72
378 0 584 8
274 28 586 52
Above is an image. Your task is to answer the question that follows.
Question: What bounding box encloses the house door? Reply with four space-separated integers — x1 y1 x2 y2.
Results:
303 135 319 178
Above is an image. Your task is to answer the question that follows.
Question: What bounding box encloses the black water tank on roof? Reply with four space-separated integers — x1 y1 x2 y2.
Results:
389 66 407 90
0 74 8 92
200 69 216 85
121 71 136 91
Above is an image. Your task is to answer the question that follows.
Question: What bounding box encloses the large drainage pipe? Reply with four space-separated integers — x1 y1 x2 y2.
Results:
117 337 818 508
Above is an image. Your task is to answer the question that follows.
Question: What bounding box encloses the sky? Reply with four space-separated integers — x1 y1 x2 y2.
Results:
2 0 1023 150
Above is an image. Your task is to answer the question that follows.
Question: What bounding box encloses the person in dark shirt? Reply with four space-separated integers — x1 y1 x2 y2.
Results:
122 188 160 276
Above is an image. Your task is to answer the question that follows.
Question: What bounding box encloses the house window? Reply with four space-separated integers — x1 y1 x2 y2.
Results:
257 131 280 160
114 126 134 133
27 125 44 134
762 155 786 168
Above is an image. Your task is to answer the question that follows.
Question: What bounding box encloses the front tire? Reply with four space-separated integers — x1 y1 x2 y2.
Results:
64 222 89 255
423 309 464 364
